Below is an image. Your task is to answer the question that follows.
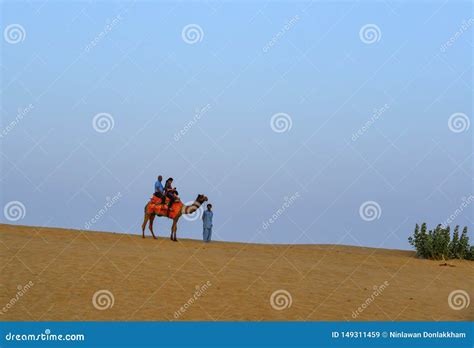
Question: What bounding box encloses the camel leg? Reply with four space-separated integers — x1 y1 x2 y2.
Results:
149 214 157 239
142 213 149 238
171 219 178 241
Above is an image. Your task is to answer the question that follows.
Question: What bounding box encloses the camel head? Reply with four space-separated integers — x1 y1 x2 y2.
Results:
196 194 208 204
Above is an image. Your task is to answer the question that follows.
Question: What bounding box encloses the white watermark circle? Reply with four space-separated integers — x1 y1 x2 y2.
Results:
270 113 292 133
4 24 26 44
4 201 26 222
359 201 381 222
92 289 115 310
92 113 114 133
448 113 470 133
181 24 204 44
182 201 203 222
359 24 381 44
448 289 470 310
270 289 292 311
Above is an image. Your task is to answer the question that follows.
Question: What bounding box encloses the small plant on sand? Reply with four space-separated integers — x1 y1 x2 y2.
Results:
408 223 473 260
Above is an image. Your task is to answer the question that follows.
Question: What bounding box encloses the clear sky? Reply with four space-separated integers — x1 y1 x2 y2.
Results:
1 0 472 249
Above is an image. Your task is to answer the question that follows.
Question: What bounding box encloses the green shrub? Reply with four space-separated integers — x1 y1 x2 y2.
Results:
408 223 472 260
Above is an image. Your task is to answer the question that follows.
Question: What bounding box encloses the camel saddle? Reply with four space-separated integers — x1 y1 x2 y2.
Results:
147 195 183 219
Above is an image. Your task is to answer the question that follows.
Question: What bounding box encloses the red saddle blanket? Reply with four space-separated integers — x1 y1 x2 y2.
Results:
147 195 183 219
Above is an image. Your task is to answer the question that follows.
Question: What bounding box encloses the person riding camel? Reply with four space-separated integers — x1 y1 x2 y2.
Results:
164 177 178 210
154 175 165 203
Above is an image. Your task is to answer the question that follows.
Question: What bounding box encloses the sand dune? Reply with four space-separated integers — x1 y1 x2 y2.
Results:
0 224 472 321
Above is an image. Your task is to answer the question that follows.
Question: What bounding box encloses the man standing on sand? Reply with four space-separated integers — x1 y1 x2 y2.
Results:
202 204 213 242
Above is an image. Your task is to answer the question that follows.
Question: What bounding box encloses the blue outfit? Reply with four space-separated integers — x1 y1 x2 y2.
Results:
155 180 164 194
202 210 213 242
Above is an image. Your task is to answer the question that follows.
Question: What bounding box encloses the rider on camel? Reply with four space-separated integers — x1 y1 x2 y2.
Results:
154 175 165 203
164 177 178 208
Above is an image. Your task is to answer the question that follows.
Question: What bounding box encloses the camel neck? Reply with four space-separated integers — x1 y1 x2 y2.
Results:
184 200 202 214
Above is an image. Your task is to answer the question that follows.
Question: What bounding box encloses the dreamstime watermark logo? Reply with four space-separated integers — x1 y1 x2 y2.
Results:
182 201 203 222
270 289 292 311
441 195 474 228
92 113 115 133
174 281 212 319
359 24 381 44
359 201 381 222
352 103 390 141
84 192 122 230
448 289 470 310
263 14 300 53
4 201 26 222
0 281 34 315
4 24 26 44
441 18 473 52
448 113 470 133
262 192 300 230
181 24 203 44
92 290 114 310
352 281 389 318
84 14 123 53
4 329 85 342
270 112 292 133
0 104 34 139
174 104 212 142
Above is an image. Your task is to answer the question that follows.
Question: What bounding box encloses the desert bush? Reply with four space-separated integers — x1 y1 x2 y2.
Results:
408 223 472 260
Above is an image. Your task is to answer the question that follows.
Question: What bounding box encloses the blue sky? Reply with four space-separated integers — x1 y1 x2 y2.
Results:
1 0 472 249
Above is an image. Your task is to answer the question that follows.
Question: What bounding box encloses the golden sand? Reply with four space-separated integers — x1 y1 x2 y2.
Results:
0 224 472 321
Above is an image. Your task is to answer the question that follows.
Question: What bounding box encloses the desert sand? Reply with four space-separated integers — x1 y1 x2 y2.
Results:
0 224 472 321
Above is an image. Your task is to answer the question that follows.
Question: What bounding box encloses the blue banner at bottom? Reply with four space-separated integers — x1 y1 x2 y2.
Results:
0 322 472 347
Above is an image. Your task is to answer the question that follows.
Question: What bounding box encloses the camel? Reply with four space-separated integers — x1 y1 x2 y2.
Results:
141 194 208 241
